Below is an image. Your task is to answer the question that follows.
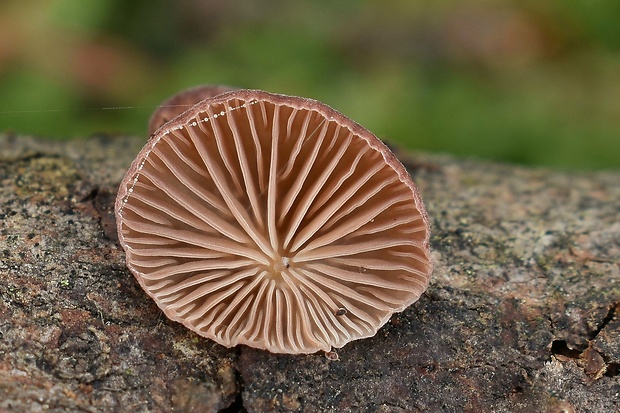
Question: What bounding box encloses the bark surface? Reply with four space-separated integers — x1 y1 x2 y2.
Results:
1 134 618 412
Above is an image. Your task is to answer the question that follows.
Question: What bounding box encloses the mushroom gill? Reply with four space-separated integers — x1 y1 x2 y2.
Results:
115 89 432 354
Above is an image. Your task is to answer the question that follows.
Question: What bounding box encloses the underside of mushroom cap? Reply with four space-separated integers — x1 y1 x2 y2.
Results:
115 89 432 354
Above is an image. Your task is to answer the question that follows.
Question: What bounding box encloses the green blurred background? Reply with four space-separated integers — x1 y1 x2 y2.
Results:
0 0 619 170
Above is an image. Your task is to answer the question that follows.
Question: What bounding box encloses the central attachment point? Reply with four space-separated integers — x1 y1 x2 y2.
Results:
272 255 290 273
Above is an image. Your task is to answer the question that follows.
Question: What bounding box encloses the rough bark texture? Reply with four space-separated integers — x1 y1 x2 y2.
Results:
1 133 618 413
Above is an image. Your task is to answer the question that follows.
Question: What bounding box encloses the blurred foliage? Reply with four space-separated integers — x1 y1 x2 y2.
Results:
0 0 619 170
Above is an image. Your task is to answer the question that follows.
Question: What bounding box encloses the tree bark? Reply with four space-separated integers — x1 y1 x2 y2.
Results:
1 134 618 412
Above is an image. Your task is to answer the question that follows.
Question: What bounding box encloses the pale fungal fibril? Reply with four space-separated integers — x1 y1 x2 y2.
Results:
115 87 432 354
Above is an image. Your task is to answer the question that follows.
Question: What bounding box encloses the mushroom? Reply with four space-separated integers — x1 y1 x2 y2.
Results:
147 84 237 136
115 88 432 354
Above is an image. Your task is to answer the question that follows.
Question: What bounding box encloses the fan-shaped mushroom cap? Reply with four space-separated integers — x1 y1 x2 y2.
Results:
115 89 432 354
147 84 237 136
